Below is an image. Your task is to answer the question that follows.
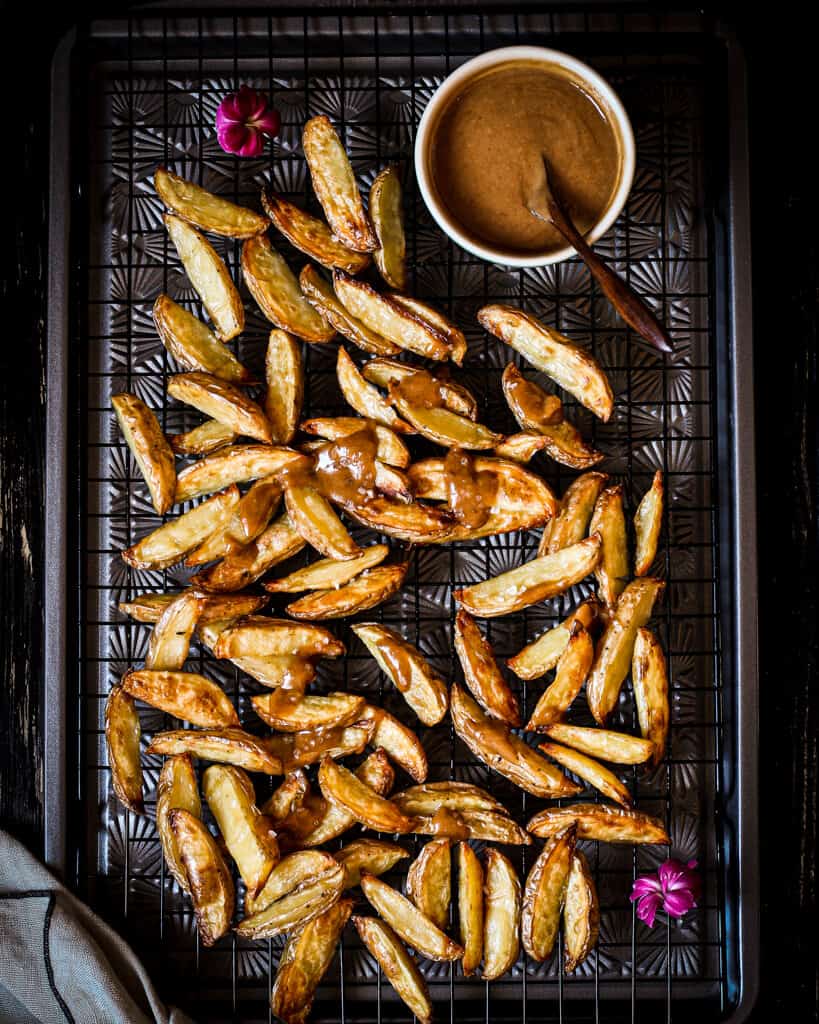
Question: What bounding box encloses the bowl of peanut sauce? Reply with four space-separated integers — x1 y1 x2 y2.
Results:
414 47 635 267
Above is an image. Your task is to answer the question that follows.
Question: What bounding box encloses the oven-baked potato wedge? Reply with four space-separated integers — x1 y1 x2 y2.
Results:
632 627 670 766
456 841 483 975
335 839 409 890
118 590 266 624
237 859 344 939
540 472 609 556
186 476 283 565
251 692 365 732
168 372 273 444
526 623 594 730
214 617 344 660
284 483 362 560
482 849 521 980
156 754 201 892
563 851 599 972
244 850 342 918
112 393 176 515
301 417 409 468
353 623 449 726
360 872 463 961
174 444 311 504
147 727 282 774
479 305 614 421
145 591 202 670
156 168 267 237
105 683 144 814
336 346 413 432
455 535 601 618
363 358 477 419
153 295 252 383
262 189 371 273
388 294 468 365
269 725 373 772
501 362 564 432
286 564 407 620
406 838 451 931
190 514 306 592
165 214 244 341
265 329 303 445
496 423 605 470
302 115 377 252
122 669 238 727
589 484 628 608
358 706 427 782
454 609 521 726
392 781 506 817
389 392 502 450
169 809 235 946
521 825 576 962
634 470 664 576
318 755 415 834
542 723 654 765
370 165 407 290
526 803 670 844
414 809 530 846
198 615 316 689
507 597 600 680
353 917 432 1024
586 578 665 725
539 742 632 807
342 493 455 545
265 544 389 593
170 419 237 456
299 265 399 356
450 684 580 798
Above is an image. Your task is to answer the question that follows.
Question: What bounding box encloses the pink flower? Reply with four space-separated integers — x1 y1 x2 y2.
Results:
216 85 280 157
630 859 701 928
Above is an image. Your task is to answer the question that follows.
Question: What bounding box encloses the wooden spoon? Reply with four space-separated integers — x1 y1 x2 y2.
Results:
528 155 672 354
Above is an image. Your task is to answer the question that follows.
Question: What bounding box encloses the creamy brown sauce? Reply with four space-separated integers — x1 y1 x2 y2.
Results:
376 634 417 693
430 62 620 256
281 423 381 509
425 807 470 840
443 448 497 529
506 374 563 427
392 370 447 410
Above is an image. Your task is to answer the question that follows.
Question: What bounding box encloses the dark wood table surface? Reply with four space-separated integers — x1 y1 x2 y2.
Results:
1 4 816 1020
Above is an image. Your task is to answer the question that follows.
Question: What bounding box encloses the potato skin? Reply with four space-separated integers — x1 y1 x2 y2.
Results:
170 809 235 946
104 683 144 814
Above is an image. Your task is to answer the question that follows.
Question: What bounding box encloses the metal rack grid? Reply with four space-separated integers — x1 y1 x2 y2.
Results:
66 6 733 1022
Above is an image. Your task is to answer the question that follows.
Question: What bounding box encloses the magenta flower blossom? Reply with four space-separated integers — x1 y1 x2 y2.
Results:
630 859 701 928
216 85 280 157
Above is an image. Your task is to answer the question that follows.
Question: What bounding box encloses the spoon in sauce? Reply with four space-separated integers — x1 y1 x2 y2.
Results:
527 155 673 354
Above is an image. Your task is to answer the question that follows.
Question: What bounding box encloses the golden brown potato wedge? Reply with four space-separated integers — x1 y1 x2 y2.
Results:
353 916 432 1024
542 723 654 765
164 214 244 341
353 623 449 726
119 590 267 625
521 825 576 962
370 165 407 290
112 393 176 515
262 769 310 822
358 706 428 783
335 839 409 890
411 809 470 841
242 234 334 343
170 419 237 456
632 627 670 766
563 851 600 972
414 809 530 846
302 115 377 252
147 727 282 774
237 859 344 939
203 765 279 898
269 725 372 772
284 483 361 560
301 417 409 468
185 476 283 565
392 781 506 817
122 669 238 728
406 838 451 931
145 591 202 670
360 872 463 961
318 755 415 834
388 295 468 365
589 484 628 608
249 851 336 915
526 803 670 844
170 809 235 946
456 842 483 975
540 742 632 807
156 168 268 238
482 849 521 980
454 609 521 726
363 359 477 420
286 564 407 620
455 535 601 618
261 189 371 273
450 684 580 798
540 472 609 556
174 444 310 504
214 617 344 660
634 470 664 576
251 692 365 732
105 683 144 814
479 305 614 421
586 578 665 725
190 514 306 592
495 423 605 470
501 363 564 432
265 544 389 593
390 393 502 450
334 272 450 361
265 329 303 445
336 346 413 432
526 623 594 730
156 754 201 892
299 265 399 357
153 295 252 383
342 493 455 545
507 598 600 680
271 898 354 1024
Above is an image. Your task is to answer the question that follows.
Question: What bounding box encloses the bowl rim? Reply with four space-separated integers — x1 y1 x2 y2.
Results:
413 45 636 269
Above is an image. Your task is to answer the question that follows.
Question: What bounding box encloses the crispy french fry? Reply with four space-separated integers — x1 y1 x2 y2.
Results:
392 782 505 817
454 609 521 726
174 444 311 504
507 598 600 680
299 265 399 357
237 858 344 939
542 723 654 765
336 346 413 433
335 839 409 889
353 623 449 726
170 419 237 456
521 825 576 962
318 756 415 833
456 842 483 975
370 165 407 290
269 725 372 772
165 214 244 341
153 295 252 383
388 295 468 365
265 329 303 444
156 168 267 237
286 564 407 620
301 417 409 468
363 359 477 420
632 627 670 766
479 305 613 421
482 849 521 980
145 591 202 670
360 872 463 961
563 851 599 972
353 917 432 1024
414 809 530 846
586 578 665 725
252 692 365 732
186 476 283 566
526 623 594 730
214 617 344 660
147 727 282 774
302 115 377 252
589 484 628 607
540 742 632 807
262 189 371 273
541 472 609 556
501 363 564 432
265 544 389 593
526 803 670 844
358 706 427 783
450 684 580 798
406 839 451 931
455 535 601 618
122 669 238 728
156 754 201 892
285 483 362 560
170 809 235 946
390 391 502 449
105 683 144 814
112 393 176 515
634 470 664 576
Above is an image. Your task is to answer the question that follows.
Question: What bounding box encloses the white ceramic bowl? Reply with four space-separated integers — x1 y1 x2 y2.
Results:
414 46 635 268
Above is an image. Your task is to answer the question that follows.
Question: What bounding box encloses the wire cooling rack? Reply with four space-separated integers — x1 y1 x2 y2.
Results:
52 5 751 1022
